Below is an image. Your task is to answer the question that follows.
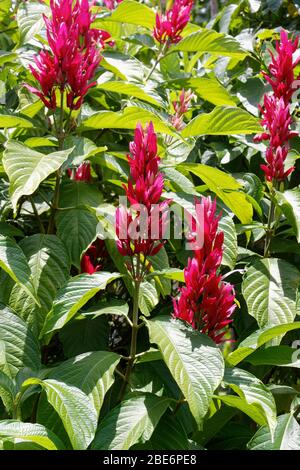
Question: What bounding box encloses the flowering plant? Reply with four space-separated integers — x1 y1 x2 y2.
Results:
0 0 299 453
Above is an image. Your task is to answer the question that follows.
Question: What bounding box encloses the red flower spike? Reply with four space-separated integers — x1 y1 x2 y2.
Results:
255 30 299 183
153 0 194 46
171 89 194 130
116 122 169 261
172 196 236 344
103 0 123 10
25 0 112 110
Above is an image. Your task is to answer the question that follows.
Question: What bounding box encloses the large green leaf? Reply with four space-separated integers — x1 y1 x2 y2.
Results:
80 107 174 135
181 106 261 137
223 368 277 438
107 0 155 29
227 322 300 366
242 258 300 328
16 1 49 45
146 317 224 426
169 77 236 106
245 345 300 368
0 305 41 378
0 421 64 450
276 187 300 242
47 351 120 417
25 379 97 450
219 215 237 269
55 208 98 269
92 393 171 450
58 181 102 209
3 141 73 212
0 371 15 412
248 413 300 450
41 272 121 337
0 115 33 129
8 235 70 336
170 30 248 59
0 235 39 305
96 81 163 107
181 163 253 223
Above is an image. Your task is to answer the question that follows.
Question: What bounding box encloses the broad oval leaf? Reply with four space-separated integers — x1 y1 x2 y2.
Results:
47 351 121 417
41 271 121 337
80 107 174 135
92 393 171 450
219 215 237 269
8 234 70 336
181 163 253 224
223 368 277 439
145 316 225 426
0 235 39 306
107 0 155 29
36 379 97 450
227 322 300 366
0 420 65 450
247 413 300 450
16 1 49 45
0 305 41 378
242 257 300 329
181 106 261 137
170 30 248 59
3 141 73 212
56 208 98 269
0 115 33 129
276 187 300 243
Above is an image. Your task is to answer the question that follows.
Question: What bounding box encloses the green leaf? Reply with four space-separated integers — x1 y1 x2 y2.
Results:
0 114 33 129
96 81 163 107
138 280 159 317
0 371 15 411
0 235 39 306
0 222 24 238
145 317 224 426
247 413 300 450
181 106 261 137
41 272 121 337
16 1 49 45
27 379 97 450
55 208 98 269
170 30 248 58
0 421 64 450
227 322 300 366
219 216 237 269
242 258 300 329
3 141 73 212
80 107 174 135
0 305 41 378
8 235 70 336
92 393 171 450
59 181 102 209
276 187 300 242
245 345 300 368
107 0 155 29
223 368 277 438
181 163 253 223
168 77 236 106
83 300 129 319
47 352 120 417
147 268 185 283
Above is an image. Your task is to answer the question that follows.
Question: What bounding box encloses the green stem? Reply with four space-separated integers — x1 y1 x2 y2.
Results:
47 90 65 234
118 277 141 402
264 181 278 258
145 43 168 82
30 196 45 234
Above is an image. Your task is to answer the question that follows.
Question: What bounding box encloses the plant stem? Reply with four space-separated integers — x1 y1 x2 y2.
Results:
118 276 141 402
47 90 65 234
145 43 168 82
264 182 278 258
30 196 45 234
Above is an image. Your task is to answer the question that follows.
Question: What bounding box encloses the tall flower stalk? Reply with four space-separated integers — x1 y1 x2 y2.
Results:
254 30 300 257
24 0 111 233
146 0 194 81
116 122 168 398
172 197 236 344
